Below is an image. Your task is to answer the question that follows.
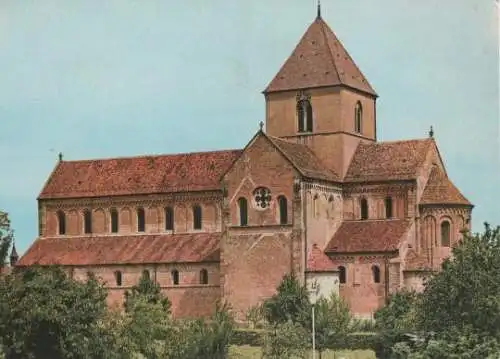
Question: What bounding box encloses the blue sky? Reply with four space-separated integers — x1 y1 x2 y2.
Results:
1 1 498 255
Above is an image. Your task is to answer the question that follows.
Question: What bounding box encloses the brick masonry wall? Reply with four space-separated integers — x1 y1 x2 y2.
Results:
72 262 220 318
39 192 222 237
221 134 298 320
330 255 391 317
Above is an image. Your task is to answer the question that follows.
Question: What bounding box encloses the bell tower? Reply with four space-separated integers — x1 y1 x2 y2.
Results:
263 6 378 179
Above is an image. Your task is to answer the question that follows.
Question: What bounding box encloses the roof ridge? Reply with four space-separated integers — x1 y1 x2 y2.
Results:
59 148 243 163
371 138 433 145
319 18 342 86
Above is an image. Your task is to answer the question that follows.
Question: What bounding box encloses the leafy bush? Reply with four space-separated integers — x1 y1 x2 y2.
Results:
230 328 265 347
261 321 309 359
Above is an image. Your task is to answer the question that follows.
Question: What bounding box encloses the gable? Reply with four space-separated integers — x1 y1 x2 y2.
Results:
222 131 338 183
39 149 242 199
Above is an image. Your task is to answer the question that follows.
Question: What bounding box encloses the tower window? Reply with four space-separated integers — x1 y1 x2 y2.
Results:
372 265 381 283
385 197 393 219
165 206 174 230
354 101 363 134
360 198 368 220
193 205 202 229
297 98 313 132
142 269 150 280
83 210 92 234
278 196 288 224
137 208 145 232
171 269 179 285
338 266 346 284
200 269 208 285
110 208 119 233
114 271 122 286
441 220 451 247
57 211 66 235
238 198 248 226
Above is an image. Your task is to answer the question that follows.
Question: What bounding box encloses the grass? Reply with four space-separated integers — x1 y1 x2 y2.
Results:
229 345 376 359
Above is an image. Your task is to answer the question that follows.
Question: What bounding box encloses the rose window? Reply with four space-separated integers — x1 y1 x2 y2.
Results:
253 187 272 209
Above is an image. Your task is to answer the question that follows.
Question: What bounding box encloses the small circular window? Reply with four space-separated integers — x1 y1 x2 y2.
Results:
253 187 272 209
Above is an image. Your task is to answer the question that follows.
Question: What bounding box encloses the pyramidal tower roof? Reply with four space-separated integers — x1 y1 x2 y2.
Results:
264 11 377 96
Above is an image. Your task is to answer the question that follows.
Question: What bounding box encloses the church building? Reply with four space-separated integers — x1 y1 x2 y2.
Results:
17 6 473 319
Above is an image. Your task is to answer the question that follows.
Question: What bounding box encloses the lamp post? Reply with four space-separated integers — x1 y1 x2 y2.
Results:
308 286 318 359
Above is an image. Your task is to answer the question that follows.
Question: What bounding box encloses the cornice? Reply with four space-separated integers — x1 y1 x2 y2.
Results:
44 191 223 210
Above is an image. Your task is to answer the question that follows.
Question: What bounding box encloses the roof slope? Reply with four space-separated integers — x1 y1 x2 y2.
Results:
325 219 411 253
39 150 242 199
420 166 471 206
307 243 337 272
345 139 433 182
267 135 339 181
17 233 220 266
264 16 376 96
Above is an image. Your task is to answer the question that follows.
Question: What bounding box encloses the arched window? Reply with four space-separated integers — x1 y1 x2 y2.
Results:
297 98 313 132
171 269 179 285
385 197 393 219
278 196 288 224
83 210 92 234
114 271 122 286
165 206 174 230
360 198 368 220
110 208 119 233
137 207 145 232
200 269 208 285
441 221 451 247
193 205 202 230
238 198 248 226
354 101 362 134
372 265 381 283
142 269 150 280
328 196 334 217
313 194 319 218
57 211 66 235
338 266 346 284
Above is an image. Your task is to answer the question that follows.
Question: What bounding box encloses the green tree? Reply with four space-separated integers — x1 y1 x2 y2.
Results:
313 291 352 358
124 270 171 314
262 273 310 327
120 296 171 359
0 266 126 359
0 210 14 266
418 223 500 338
377 223 500 358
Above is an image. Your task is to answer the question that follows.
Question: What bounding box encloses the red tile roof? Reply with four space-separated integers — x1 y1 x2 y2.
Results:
420 166 471 206
16 233 220 266
39 150 242 199
325 220 411 253
306 243 337 272
267 135 339 181
345 139 433 182
264 17 376 96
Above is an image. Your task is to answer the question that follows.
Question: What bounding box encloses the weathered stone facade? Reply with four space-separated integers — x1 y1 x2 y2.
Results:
17 11 473 320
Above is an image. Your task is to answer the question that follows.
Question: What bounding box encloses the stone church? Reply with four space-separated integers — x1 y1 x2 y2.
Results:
17 7 472 319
